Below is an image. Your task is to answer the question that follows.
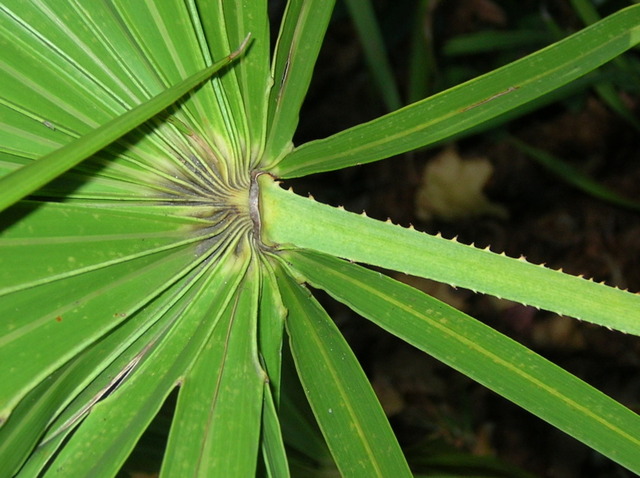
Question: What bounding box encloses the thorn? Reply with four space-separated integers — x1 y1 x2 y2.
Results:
452 235 458 242
308 193 315 200
385 218 393 224
436 232 443 238
408 223 415 230
338 205 345 210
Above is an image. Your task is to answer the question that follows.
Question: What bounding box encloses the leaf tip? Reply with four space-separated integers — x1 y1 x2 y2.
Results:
229 32 252 61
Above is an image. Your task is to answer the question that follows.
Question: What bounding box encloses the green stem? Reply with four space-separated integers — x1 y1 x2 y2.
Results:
259 175 640 335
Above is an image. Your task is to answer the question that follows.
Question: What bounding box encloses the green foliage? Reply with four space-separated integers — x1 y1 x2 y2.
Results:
2 1 640 476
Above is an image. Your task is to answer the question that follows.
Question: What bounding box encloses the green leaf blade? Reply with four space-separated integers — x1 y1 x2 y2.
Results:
261 385 291 478
4 264 217 477
0 35 248 212
276 269 412 478
38 250 247 478
0 245 205 418
257 258 287 402
284 249 640 475
0 202 214 293
273 4 640 177
344 0 402 111
161 260 265 477
262 0 336 166
198 0 271 163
